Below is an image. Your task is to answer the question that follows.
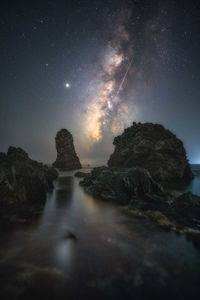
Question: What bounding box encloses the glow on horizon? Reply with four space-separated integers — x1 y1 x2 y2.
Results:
190 159 200 165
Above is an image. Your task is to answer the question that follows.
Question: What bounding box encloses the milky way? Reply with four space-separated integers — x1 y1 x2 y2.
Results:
0 0 200 164
81 9 136 147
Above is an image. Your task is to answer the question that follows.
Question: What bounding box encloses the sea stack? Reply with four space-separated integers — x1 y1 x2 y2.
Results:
53 129 81 170
108 122 192 188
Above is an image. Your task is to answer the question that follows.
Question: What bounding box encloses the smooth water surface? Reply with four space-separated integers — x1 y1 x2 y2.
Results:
0 169 200 299
186 164 200 196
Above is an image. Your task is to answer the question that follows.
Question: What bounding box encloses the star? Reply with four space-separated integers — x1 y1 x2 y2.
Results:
65 83 70 88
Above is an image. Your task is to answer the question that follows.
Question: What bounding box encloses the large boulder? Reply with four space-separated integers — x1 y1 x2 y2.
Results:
0 147 58 227
53 129 81 170
108 122 192 188
80 166 164 205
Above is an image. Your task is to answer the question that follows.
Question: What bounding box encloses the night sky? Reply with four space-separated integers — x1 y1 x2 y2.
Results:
0 0 200 165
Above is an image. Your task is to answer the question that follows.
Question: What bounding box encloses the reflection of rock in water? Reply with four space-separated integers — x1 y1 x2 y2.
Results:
54 176 73 208
55 176 74 190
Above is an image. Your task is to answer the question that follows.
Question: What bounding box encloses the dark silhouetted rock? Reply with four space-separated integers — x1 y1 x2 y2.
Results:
44 165 59 189
80 166 164 205
167 192 200 228
53 129 81 170
108 122 192 188
74 171 90 178
131 192 173 212
0 147 58 228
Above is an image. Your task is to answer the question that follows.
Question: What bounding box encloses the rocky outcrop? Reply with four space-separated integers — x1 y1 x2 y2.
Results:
53 129 81 170
108 122 192 188
0 147 58 228
167 192 200 228
130 192 200 231
74 171 90 178
80 166 164 205
80 166 200 242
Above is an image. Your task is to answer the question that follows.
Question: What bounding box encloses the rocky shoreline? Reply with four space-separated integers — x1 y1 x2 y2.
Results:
79 166 200 246
79 122 200 246
0 123 199 245
0 147 58 230
0 127 82 231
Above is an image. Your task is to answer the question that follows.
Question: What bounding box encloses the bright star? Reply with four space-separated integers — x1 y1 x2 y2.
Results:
65 83 70 88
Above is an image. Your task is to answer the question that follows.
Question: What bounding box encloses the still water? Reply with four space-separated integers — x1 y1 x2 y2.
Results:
0 168 200 299
186 164 200 196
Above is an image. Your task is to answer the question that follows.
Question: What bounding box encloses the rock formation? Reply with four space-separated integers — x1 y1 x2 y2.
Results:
53 129 81 170
74 171 90 178
108 122 192 188
80 167 200 241
80 166 164 205
167 192 200 227
79 122 199 243
0 147 58 227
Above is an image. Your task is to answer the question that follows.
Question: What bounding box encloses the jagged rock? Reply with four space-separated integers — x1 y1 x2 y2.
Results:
0 147 58 228
80 166 164 205
53 129 81 170
130 192 200 232
131 192 173 212
43 165 59 189
108 122 192 188
167 192 200 228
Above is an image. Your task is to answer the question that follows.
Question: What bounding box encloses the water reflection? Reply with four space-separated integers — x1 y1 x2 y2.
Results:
0 170 200 299
54 176 73 208
187 165 200 196
185 175 200 196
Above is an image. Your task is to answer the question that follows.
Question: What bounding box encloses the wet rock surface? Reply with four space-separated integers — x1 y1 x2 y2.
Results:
80 166 164 205
167 192 200 228
0 147 58 229
108 122 192 188
80 166 200 242
53 129 81 170
1 167 200 299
